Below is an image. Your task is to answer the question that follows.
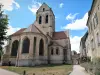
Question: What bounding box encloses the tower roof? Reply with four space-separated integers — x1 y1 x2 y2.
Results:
36 3 55 16
37 3 51 12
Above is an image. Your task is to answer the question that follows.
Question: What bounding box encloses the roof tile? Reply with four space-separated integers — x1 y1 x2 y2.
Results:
53 31 67 40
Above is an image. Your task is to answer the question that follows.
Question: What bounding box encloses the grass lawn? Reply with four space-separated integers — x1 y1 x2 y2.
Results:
0 64 73 75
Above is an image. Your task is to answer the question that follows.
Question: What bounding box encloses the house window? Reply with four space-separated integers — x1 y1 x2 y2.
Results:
39 16 42 24
56 48 59 55
93 18 95 28
43 8 45 11
93 13 98 28
22 37 30 53
95 13 98 25
90 22 92 31
11 40 19 56
91 39 94 50
45 15 48 23
88 23 91 33
51 48 53 55
39 39 44 56
96 33 100 46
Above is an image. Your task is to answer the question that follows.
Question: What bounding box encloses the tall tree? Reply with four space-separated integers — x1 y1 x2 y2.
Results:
0 4 8 56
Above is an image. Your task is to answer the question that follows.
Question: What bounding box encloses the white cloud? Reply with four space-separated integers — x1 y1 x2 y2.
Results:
62 12 88 30
0 0 20 11
66 13 78 21
3 25 20 47
55 16 58 19
70 36 82 53
28 1 42 14
13 0 20 9
59 3 64 8
7 25 20 36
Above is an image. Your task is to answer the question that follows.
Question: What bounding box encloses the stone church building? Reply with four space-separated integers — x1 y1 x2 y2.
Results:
3 3 72 66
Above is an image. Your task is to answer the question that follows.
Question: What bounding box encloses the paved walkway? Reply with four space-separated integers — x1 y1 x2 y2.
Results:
0 68 19 75
70 65 90 75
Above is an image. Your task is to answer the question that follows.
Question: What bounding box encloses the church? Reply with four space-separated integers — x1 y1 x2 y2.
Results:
3 3 72 66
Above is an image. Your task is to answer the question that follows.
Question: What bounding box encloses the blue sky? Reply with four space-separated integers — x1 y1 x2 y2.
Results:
1 0 93 52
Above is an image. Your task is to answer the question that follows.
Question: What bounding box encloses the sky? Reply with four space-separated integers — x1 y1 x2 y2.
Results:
0 0 93 52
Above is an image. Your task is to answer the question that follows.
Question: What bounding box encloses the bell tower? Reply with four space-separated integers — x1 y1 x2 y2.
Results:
36 3 55 37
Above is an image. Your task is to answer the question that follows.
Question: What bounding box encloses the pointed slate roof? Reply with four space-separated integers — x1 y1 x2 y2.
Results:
37 3 51 12
36 3 55 16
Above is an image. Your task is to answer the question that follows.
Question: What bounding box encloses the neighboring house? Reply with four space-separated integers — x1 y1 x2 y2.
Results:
3 3 72 66
72 50 77 56
80 32 88 58
86 0 100 60
71 51 80 64
85 32 92 60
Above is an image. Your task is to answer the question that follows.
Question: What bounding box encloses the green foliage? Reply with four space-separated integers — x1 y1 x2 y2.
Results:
92 58 100 75
81 62 93 72
81 57 100 75
0 50 3 60
80 56 91 63
1 65 73 75
0 4 8 51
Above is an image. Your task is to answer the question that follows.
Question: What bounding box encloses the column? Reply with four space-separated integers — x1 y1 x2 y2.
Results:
9 39 12 56
16 38 22 66
18 37 23 59
54 47 56 55
44 39 48 56
29 37 33 58
35 37 39 59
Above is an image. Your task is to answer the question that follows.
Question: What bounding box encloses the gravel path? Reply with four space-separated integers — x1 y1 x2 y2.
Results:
0 68 19 75
70 65 90 75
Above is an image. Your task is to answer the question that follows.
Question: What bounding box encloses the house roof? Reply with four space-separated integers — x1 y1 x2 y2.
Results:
52 31 67 40
81 31 88 42
11 28 26 36
86 0 96 26
80 31 88 48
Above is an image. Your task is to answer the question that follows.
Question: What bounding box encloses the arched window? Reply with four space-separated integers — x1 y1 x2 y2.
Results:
45 15 48 23
33 37 36 56
56 48 59 55
22 37 30 53
51 48 53 55
39 16 42 24
43 8 45 11
63 49 67 61
11 40 19 56
39 39 44 56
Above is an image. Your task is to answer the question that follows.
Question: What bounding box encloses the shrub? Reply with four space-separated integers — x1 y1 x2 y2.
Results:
81 62 93 73
81 58 100 75
80 56 91 63
92 58 100 75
